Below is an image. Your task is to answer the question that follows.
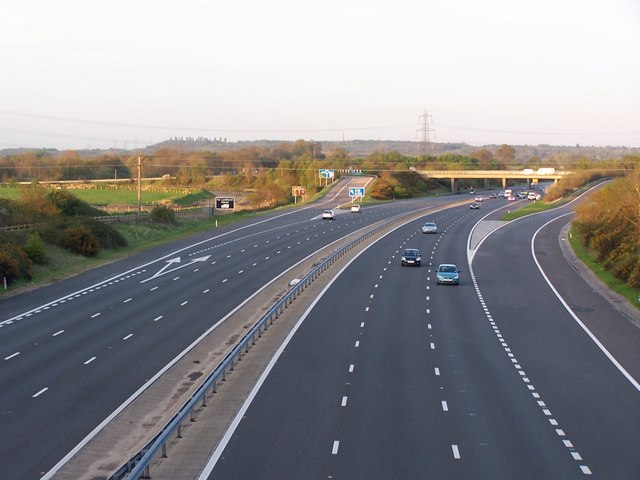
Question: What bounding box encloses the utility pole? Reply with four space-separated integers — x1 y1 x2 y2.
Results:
417 109 436 158
137 156 143 218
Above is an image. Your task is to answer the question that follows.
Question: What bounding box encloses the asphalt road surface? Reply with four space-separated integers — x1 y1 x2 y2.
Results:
0 178 470 480
202 195 640 479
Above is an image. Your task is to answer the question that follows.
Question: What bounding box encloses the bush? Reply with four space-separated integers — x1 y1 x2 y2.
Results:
47 189 104 216
61 227 99 256
23 232 47 264
150 205 176 225
0 242 33 282
0 251 20 284
80 218 127 249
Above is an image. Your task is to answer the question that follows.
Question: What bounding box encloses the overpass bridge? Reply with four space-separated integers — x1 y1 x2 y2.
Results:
417 169 570 192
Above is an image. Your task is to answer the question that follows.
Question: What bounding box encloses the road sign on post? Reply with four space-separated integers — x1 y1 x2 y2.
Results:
348 187 365 198
215 197 235 209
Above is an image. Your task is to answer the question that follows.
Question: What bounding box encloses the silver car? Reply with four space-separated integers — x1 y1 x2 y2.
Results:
421 222 437 234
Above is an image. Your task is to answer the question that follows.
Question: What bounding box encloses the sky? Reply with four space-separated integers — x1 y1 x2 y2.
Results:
1 0 639 150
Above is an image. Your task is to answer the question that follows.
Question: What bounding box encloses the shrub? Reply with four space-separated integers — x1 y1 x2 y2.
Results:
150 205 176 225
47 189 104 216
80 218 127 249
61 227 99 256
23 232 47 265
0 242 33 281
0 251 20 284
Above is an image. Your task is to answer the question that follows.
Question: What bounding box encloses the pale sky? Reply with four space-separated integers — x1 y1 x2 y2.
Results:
1 0 639 150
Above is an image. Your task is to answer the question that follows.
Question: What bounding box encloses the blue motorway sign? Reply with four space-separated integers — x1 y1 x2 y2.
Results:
319 169 335 179
349 187 365 197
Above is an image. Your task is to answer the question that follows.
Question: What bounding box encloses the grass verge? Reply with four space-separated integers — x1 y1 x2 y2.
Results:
568 226 640 310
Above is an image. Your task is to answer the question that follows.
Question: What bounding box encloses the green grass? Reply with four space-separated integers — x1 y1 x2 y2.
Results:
568 226 640 310
0 209 263 297
501 200 558 220
0 185 198 206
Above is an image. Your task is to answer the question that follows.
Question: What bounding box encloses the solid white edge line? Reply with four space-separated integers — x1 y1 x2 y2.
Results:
531 217 640 392
1 188 347 328
196 212 420 480
42 216 387 480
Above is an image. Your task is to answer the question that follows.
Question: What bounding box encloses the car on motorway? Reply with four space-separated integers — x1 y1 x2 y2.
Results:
470 202 480 209
322 210 336 220
469 189 475 195
507 195 517 201
436 263 460 285
474 195 483 202
401 248 422 266
421 222 437 234
489 193 497 199
350 204 361 213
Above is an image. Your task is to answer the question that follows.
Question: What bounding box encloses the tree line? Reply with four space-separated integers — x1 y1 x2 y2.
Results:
573 173 640 289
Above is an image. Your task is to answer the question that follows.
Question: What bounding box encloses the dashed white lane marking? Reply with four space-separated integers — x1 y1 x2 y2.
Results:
150 286 158 291
441 401 449 412
91 313 101 318
4 352 20 360
154 316 163 322
580 466 592 474
365 307 369 312
124 298 132 303
348 364 355 373
430 342 435 350
52 330 64 337
181 301 188 306
434 367 440 376
332 440 340 455
360 322 365 328
123 334 133 340
33 387 48 398
203 289 210 294
451 444 461 459
222 279 228 283
355 341 360 347
173 277 180 281
84 357 96 365
341 396 348 407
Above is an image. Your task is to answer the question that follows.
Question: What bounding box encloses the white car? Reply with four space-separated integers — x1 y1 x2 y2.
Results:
421 222 437 234
322 210 336 220
351 204 361 213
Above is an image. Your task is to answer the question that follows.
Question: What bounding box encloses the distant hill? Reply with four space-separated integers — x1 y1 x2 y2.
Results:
2 138 638 161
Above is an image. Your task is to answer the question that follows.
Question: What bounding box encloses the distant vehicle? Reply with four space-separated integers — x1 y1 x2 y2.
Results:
470 202 480 209
489 193 497 199
507 195 516 201
522 168 534 175
498 191 505 197
436 263 460 285
537 167 556 175
475 196 483 202
518 191 527 198
322 210 336 220
528 191 540 200
469 189 475 195
421 222 437 234
351 204 361 213
401 248 422 266
504 188 513 197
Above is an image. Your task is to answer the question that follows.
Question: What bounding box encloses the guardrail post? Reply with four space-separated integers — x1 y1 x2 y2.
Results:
162 443 167 458
177 424 183 438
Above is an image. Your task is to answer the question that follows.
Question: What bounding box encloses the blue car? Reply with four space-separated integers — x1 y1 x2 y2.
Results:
436 263 460 285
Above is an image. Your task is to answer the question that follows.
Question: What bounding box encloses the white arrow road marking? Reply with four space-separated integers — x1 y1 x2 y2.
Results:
140 256 211 283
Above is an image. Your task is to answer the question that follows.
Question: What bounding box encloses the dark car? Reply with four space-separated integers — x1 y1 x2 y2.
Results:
401 248 422 266
470 202 480 209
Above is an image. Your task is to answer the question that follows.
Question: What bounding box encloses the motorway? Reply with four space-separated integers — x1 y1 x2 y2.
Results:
0 177 470 480
199 193 640 479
